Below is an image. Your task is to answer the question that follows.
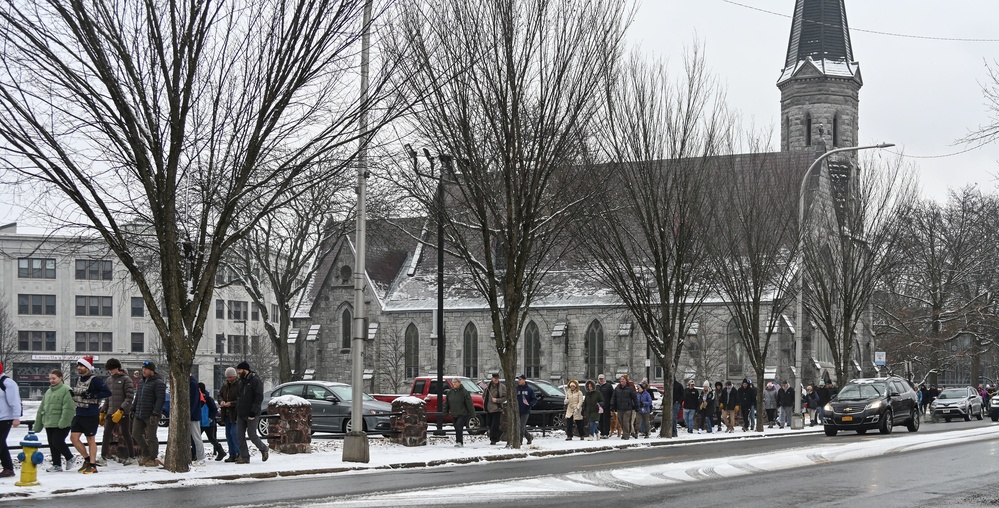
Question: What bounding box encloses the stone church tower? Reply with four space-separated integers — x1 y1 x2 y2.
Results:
778 0 861 152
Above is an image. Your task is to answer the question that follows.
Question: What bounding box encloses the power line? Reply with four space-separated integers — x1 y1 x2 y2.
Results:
886 140 996 160
722 0 999 43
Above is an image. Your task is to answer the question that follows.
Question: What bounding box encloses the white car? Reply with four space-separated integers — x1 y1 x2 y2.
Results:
930 386 984 422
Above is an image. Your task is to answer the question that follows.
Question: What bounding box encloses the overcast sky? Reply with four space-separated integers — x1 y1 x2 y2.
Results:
631 0 999 202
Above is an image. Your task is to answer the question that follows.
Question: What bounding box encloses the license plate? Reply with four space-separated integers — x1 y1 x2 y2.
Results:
944 409 951 413
841 416 853 422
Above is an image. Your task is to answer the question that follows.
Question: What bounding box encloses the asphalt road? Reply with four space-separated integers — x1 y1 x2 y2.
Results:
6 419 996 507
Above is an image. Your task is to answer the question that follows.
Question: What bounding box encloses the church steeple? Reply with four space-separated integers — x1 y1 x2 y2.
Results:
778 0 862 152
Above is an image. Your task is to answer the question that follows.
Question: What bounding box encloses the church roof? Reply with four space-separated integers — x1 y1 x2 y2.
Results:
778 0 859 85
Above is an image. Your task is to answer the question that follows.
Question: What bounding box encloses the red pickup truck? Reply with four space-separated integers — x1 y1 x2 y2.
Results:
374 376 486 431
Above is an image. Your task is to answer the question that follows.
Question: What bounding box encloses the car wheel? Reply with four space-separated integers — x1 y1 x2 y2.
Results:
856 428 867 435
976 407 984 421
343 417 368 434
991 414 998 422
879 410 893 434
906 408 920 432
467 414 486 435
158 418 169 428
964 410 972 422
551 412 566 430
824 427 837 436
257 415 269 437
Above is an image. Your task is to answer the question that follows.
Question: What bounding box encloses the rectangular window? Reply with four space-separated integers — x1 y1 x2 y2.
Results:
131 297 144 317
216 299 225 319
228 335 248 354
227 300 248 321
75 259 113 280
271 304 279 321
18 330 56 351
251 335 260 354
130 332 144 353
18 294 56 315
18 258 56 279
75 296 113 317
75 331 113 352
215 334 225 354
251 303 260 321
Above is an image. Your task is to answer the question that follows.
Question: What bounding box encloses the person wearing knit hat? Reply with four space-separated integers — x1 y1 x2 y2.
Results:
132 360 166 467
234 361 267 463
70 355 112 474
217 367 240 461
100 358 135 465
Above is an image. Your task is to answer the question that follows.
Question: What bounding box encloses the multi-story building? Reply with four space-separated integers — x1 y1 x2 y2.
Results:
0 223 278 398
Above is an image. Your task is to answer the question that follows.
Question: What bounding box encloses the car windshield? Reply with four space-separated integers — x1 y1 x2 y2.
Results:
533 380 564 397
460 379 483 393
837 383 884 400
937 389 968 400
327 385 375 401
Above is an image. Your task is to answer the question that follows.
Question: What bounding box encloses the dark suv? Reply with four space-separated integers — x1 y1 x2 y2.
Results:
823 377 920 436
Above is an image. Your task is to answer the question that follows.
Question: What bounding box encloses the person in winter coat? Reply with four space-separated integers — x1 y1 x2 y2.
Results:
672 378 684 437
188 374 205 463
719 381 739 433
763 382 779 428
682 380 700 434
596 374 614 438
636 384 653 438
33 369 76 472
739 379 757 431
70 356 112 474
698 382 717 434
131 361 166 467
610 374 639 440
777 380 795 428
100 358 135 465
515 376 537 445
484 373 508 445
564 379 585 440
582 380 604 440
804 385 822 427
199 383 226 460
217 368 240 461
0 362 22 478
235 361 268 463
442 377 475 447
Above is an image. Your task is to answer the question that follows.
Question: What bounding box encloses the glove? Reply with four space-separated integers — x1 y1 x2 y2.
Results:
735 405 740 412
99 412 106 426
111 409 124 423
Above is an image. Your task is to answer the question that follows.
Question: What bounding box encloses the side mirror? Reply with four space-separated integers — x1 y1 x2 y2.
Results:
889 391 900 398
326 395 339 404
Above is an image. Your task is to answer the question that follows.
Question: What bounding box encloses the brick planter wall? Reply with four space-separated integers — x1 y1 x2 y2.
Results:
267 396 312 454
391 397 427 447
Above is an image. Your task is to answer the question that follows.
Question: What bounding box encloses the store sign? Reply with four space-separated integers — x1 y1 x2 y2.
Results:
874 351 886 366
31 354 102 361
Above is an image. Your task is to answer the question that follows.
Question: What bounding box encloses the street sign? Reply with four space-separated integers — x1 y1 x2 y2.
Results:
874 351 886 366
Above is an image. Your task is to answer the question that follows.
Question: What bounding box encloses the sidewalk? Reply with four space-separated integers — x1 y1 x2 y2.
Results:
2 404 823 502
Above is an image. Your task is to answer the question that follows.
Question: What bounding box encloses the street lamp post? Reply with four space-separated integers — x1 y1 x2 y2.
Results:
792 143 893 430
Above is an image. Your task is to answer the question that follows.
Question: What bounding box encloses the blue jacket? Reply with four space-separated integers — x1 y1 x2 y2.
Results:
0 375 23 421
516 382 536 415
637 391 653 414
72 374 111 417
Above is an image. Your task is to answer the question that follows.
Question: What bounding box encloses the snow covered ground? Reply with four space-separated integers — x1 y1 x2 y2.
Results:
7 399 976 503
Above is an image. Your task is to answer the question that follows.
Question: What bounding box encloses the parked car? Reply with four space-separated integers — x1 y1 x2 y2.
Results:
930 386 984 423
990 393 999 421
491 378 565 428
258 381 393 437
822 377 920 436
373 376 487 432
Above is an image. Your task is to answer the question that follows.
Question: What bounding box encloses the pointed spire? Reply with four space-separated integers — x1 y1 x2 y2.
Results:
778 0 860 86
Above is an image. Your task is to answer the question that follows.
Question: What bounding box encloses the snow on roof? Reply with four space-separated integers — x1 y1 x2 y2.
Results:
778 58 859 85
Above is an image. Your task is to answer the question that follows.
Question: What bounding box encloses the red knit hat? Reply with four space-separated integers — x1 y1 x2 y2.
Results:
78 356 95 371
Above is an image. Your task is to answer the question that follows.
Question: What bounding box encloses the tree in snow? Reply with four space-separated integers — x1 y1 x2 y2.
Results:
387 0 630 448
0 0 407 471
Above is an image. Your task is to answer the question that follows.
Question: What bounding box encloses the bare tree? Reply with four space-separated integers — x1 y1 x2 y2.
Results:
707 139 802 431
801 152 917 385
229 177 354 384
681 325 727 384
388 0 629 448
965 60 999 146
376 324 409 394
0 0 406 471
582 47 728 437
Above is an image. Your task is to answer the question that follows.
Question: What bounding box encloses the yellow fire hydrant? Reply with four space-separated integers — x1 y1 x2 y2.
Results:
16 431 45 487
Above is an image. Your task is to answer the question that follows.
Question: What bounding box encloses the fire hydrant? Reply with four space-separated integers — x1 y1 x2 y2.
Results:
15 431 44 487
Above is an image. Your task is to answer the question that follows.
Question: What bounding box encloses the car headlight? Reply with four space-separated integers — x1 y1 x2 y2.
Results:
824 403 833 412
865 400 882 411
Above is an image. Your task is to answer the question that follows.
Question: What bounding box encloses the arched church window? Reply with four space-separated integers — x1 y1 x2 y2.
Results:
405 323 419 378
833 114 839 147
341 308 352 350
463 322 478 378
524 321 541 378
584 320 605 380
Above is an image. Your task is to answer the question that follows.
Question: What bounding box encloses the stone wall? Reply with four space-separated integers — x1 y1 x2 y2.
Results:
780 77 860 152
266 396 311 454
390 397 427 446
